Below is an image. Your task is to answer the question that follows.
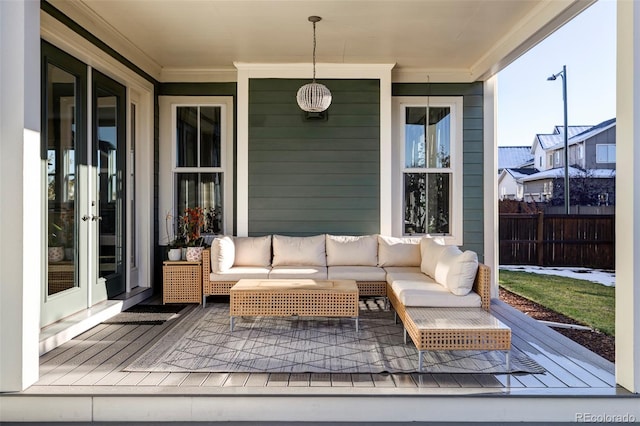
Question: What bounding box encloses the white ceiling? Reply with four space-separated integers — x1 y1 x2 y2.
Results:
48 0 595 82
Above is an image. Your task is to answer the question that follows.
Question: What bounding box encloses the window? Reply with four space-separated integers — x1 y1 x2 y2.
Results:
174 105 225 234
554 151 561 166
596 144 616 163
539 156 542 168
395 97 462 242
578 144 584 159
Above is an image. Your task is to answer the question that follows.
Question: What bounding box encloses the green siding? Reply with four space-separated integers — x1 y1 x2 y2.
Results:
249 79 380 236
393 83 485 259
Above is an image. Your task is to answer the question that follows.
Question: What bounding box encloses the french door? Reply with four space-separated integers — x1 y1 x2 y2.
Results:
41 43 128 325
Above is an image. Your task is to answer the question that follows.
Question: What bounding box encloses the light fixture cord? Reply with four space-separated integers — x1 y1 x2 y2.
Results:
312 21 317 82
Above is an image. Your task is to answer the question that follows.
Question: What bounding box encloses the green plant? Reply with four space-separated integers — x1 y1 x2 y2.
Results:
48 221 64 246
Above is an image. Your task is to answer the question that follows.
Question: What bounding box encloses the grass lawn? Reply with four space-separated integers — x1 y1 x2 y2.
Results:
499 270 615 336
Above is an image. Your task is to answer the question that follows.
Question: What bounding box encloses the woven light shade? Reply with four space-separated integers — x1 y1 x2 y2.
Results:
296 82 332 112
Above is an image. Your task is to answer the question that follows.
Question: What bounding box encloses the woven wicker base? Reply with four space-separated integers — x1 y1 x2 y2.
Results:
229 279 359 331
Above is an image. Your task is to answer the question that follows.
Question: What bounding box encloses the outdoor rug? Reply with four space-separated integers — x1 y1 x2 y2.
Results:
125 302 545 374
104 304 189 325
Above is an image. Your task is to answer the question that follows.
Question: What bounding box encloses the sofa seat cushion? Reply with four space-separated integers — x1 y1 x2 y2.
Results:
269 266 328 280
210 266 271 281
326 234 378 266
377 235 421 267
272 235 326 266
383 266 428 285
327 266 386 281
391 280 482 308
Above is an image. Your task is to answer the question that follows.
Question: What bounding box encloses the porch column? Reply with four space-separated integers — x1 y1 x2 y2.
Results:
616 0 640 393
0 0 41 391
483 76 499 297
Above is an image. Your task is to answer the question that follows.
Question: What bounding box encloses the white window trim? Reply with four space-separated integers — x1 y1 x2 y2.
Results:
392 96 463 245
159 96 234 241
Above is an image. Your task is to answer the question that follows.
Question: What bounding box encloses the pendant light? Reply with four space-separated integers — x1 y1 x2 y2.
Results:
296 16 332 112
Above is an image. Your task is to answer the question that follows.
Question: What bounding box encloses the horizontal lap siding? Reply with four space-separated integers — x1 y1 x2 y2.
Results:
393 83 484 259
249 79 380 236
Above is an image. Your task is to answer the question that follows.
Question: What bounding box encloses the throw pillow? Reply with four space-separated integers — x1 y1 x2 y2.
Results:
420 237 450 278
272 234 326 266
434 246 479 295
326 235 378 266
233 235 272 267
377 235 421 267
211 236 235 272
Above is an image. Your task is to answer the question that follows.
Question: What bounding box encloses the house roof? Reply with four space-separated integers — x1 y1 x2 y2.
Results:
520 167 616 182
498 146 533 171
46 0 595 83
546 118 616 151
532 125 593 152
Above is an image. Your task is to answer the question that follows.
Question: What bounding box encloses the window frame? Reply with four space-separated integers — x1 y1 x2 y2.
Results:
596 144 616 164
393 96 463 245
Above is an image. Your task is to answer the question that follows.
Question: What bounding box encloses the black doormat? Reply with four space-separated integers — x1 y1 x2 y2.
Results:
103 304 190 325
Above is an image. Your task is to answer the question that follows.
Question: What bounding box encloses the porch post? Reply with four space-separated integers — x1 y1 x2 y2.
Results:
0 0 41 391
483 76 499 297
616 0 640 393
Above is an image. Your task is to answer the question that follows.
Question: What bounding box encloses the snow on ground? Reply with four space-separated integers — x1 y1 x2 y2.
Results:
499 265 616 287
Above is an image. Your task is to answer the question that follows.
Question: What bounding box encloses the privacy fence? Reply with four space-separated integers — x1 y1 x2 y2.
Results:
499 213 615 269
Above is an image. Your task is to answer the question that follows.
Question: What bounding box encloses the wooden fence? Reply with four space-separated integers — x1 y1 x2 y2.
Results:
499 213 615 269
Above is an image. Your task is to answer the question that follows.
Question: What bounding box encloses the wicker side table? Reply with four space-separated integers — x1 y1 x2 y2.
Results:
163 260 202 304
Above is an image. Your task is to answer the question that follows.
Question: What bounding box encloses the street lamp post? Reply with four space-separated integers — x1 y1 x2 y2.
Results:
547 65 569 214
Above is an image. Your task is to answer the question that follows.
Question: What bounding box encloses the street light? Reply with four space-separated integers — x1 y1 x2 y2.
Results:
547 65 569 214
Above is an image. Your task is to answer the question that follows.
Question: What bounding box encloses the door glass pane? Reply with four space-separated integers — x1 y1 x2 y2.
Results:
46 64 77 296
97 92 121 279
176 106 198 167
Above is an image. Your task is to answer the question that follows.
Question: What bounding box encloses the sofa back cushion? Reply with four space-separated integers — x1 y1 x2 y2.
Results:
211 236 235 272
377 235 421 267
326 235 378 266
272 234 326 266
434 246 479 296
233 235 272 267
420 237 449 278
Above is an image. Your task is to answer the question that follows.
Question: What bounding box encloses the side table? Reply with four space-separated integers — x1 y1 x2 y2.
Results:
162 260 202 304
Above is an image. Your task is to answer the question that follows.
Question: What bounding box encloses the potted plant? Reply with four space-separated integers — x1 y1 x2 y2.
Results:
180 207 206 261
164 211 184 261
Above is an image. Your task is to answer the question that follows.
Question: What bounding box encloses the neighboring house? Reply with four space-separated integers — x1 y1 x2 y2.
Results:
498 167 538 200
2 0 640 415
497 146 533 173
521 119 616 205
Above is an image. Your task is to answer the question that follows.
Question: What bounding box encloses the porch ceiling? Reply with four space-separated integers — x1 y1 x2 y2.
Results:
48 0 595 82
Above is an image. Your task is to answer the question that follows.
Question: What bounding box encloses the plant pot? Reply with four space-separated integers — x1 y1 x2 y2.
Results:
168 248 182 261
186 246 204 262
48 246 64 262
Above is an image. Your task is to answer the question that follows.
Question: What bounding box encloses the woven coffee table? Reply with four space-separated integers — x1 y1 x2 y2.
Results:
229 279 359 332
403 307 512 372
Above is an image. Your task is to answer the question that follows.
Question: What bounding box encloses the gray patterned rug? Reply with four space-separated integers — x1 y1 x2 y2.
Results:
125 301 544 374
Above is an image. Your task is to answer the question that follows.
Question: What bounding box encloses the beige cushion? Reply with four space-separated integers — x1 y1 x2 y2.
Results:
377 235 421 267
210 236 235 272
325 235 378 266
269 266 328 280
327 266 386 281
210 266 271 281
233 235 272 267
391 280 481 308
434 247 479 296
420 237 449 278
272 234 326 266
383 266 429 285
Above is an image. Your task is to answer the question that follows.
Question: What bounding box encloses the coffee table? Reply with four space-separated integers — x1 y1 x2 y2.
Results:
403 307 512 372
229 279 359 332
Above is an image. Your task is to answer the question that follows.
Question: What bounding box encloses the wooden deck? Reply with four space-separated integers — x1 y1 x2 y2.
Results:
4 299 635 423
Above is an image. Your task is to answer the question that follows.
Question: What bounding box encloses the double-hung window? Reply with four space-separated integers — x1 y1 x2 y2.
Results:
174 105 226 234
394 97 463 243
596 144 616 164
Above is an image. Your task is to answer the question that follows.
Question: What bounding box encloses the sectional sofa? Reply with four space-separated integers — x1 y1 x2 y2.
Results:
201 234 491 311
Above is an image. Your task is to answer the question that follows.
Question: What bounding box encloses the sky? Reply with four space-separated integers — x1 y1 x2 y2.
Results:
497 0 616 147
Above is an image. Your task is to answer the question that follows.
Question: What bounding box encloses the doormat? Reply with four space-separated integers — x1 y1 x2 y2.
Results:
103 304 190 325
124 303 545 374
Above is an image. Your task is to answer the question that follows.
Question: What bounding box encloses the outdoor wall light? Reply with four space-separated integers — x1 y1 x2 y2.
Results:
296 16 332 112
